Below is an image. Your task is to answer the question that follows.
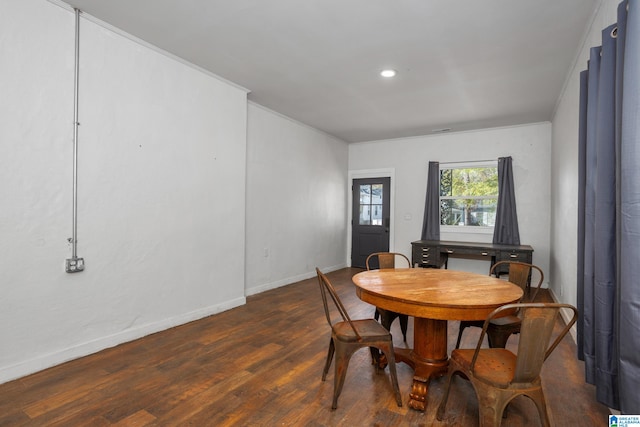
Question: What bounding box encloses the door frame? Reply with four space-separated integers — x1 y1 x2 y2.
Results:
347 168 395 267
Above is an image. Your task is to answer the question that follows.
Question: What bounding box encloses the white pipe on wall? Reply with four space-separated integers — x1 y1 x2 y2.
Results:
66 8 84 273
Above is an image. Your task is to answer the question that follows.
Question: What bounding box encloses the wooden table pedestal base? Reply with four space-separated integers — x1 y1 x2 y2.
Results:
395 317 449 411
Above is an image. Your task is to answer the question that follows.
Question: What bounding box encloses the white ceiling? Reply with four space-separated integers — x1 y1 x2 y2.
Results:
59 0 598 142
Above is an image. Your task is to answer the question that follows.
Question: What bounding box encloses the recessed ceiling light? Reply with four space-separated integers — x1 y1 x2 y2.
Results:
380 69 397 78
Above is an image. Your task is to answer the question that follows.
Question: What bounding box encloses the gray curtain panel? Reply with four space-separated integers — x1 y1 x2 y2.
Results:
594 22 618 408
577 70 588 359
581 45 600 389
420 161 440 240
618 0 640 413
492 156 520 245
578 0 640 413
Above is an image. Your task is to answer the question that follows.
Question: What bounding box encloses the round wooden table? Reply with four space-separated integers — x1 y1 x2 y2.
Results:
352 268 523 411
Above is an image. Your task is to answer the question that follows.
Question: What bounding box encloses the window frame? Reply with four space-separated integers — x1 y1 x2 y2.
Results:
439 160 498 234
358 183 384 226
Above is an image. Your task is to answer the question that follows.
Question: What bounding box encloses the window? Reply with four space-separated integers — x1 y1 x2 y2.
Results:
359 183 383 225
439 162 498 229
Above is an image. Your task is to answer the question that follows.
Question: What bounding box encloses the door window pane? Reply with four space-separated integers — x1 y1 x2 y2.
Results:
359 205 371 225
360 185 371 204
371 204 383 225
358 184 384 225
371 184 383 204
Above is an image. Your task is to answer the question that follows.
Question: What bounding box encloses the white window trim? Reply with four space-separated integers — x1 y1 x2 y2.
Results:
441 224 495 234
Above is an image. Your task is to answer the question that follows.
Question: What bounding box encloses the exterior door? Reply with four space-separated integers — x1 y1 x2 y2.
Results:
351 177 391 268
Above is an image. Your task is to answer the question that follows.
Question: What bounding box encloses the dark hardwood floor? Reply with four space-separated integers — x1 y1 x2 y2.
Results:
0 268 610 426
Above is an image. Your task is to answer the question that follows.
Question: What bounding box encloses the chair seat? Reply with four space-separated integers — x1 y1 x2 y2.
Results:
490 315 521 328
333 319 392 342
486 315 523 348
452 348 516 388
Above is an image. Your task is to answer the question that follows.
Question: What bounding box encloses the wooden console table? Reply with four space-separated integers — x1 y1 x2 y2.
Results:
411 240 533 275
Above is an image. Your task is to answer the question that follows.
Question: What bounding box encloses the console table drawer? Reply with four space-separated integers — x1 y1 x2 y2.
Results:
412 244 442 267
441 246 496 258
494 249 533 275
496 250 532 263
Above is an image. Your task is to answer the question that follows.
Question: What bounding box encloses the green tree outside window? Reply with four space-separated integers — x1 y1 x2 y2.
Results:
440 166 498 227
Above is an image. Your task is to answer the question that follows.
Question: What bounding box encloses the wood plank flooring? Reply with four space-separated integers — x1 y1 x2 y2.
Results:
0 268 610 426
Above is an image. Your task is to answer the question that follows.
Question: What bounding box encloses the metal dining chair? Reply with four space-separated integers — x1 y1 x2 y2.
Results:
315 268 403 410
438 302 578 426
455 261 544 349
366 252 411 342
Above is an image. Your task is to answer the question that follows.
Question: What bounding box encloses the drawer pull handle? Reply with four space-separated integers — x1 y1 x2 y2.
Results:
481 252 488 256
422 248 430 252
446 250 454 254
510 254 518 258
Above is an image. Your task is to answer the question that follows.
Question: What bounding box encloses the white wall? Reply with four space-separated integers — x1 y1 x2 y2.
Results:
245 103 348 295
3 0 608 386
550 0 621 305
0 0 247 383
349 123 552 277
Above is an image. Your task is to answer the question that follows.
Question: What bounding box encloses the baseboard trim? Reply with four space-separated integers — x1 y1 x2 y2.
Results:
0 296 245 384
245 263 347 296
546 287 578 344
